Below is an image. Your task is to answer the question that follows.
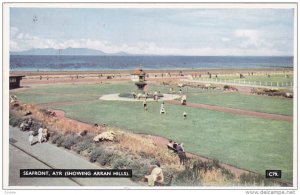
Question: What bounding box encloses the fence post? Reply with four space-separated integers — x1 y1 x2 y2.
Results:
277 82 279 87
271 82 273 86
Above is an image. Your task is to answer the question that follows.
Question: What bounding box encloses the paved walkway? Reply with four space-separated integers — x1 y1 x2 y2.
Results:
9 126 139 187
100 93 181 101
168 100 293 122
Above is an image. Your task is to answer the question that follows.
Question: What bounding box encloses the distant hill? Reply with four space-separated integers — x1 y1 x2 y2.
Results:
10 47 129 56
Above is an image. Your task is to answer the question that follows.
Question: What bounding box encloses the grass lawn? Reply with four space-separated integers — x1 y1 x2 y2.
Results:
11 83 293 182
55 101 293 182
11 82 138 104
22 82 138 95
218 74 293 83
187 93 293 116
148 84 224 95
9 93 98 104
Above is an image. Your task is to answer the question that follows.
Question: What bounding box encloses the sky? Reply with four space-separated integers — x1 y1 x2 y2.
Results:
10 8 294 56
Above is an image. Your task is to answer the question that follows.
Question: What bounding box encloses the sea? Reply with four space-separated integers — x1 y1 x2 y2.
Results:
10 55 294 71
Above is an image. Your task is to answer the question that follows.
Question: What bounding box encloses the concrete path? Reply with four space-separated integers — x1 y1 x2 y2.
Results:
9 126 139 187
9 145 77 186
100 93 181 101
168 100 293 122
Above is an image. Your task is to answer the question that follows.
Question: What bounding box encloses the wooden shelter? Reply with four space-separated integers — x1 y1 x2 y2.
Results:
9 75 25 89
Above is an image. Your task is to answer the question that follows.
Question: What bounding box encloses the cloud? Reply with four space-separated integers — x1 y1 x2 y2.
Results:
234 29 273 50
10 27 289 56
10 27 19 38
221 37 230 42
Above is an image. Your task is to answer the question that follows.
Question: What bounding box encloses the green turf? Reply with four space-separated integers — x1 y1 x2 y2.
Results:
25 82 138 95
10 83 293 182
55 100 293 182
11 83 138 104
148 84 223 94
187 93 293 116
147 84 171 94
10 93 96 104
198 74 293 87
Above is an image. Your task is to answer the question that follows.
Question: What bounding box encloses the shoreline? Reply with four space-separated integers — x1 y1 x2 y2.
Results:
11 67 293 76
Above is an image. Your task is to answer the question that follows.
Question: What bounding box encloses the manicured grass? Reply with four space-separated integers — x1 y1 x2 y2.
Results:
11 93 98 104
201 74 293 84
148 84 223 94
24 82 138 95
11 83 138 104
147 84 174 94
187 93 293 116
55 101 293 182
11 83 293 182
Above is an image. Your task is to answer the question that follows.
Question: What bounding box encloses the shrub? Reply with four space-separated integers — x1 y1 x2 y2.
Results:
55 136 65 147
112 156 134 169
62 134 80 149
223 85 230 90
174 169 201 186
212 159 221 169
206 159 221 170
96 150 117 166
89 147 104 163
50 132 62 144
74 140 93 154
221 168 235 180
149 158 159 165
9 116 23 127
239 173 271 186
131 161 149 180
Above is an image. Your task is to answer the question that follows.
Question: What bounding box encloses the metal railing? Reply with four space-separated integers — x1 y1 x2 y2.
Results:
190 77 293 88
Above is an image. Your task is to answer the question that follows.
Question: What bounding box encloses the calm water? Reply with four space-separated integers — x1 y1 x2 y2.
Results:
10 55 293 71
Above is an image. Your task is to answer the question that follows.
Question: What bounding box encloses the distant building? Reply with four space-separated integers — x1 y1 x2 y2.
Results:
9 75 25 89
131 68 146 82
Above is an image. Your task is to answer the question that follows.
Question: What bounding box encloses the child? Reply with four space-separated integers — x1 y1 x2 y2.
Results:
143 98 148 111
183 111 187 119
28 131 34 146
38 128 43 143
160 102 166 114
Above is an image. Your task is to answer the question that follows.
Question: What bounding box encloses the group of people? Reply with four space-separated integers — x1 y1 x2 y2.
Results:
20 118 33 131
28 127 49 146
167 140 187 165
142 99 166 114
142 99 187 119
